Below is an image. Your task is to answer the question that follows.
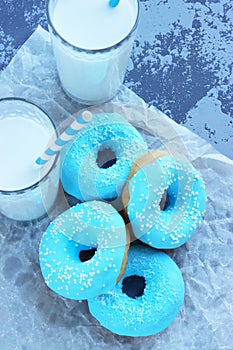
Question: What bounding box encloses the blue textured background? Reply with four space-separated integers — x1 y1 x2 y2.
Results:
0 0 232 158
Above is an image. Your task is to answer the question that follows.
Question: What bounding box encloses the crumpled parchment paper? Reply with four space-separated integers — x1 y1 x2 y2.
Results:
0 26 232 350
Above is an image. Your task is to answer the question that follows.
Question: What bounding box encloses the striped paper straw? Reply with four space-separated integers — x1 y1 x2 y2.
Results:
109 0 120 8
36 111 93 166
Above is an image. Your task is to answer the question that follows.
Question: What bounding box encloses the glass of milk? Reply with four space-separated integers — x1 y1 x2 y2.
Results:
0 98 60 221
47 0 139 105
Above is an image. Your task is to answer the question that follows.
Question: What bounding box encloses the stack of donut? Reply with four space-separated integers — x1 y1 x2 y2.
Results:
39 113 206 337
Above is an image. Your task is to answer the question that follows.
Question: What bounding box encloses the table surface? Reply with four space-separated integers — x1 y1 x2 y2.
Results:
0 0 232 159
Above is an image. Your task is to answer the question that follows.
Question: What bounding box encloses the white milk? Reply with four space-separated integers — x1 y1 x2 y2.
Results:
0 117 52 191
0 99 59 221
52 0 137 50
48 0 139 104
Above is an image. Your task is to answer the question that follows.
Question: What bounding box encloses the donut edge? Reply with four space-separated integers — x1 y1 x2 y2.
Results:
116 225 131 284
122 150 169 216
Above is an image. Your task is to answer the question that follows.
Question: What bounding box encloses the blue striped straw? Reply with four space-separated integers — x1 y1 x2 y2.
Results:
36 111 93 166
109 0 120 8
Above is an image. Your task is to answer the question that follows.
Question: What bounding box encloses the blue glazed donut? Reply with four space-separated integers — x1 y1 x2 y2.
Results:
60 113 148 201
88 244 185 337
125 154 206 249
39 201 128 300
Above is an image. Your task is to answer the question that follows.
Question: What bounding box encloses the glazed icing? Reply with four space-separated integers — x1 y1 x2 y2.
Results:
39 201 127 300
60 113 148 201
88 244 185 337
127 155 206 249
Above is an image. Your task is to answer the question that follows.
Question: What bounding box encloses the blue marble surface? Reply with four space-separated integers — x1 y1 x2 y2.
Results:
0 0 232 158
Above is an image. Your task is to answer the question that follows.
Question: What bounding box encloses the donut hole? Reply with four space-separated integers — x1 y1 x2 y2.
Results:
79 248 97 263
159 189 178 211
97 148 117 169
122 275 146 299
160 190 169 211
160 182 179 211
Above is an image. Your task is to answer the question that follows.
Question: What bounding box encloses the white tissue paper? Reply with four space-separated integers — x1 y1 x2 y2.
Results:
0 26 232 350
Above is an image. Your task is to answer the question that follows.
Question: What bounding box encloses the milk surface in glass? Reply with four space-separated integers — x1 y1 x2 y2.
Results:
47 0 139 105
0 99 59 221
0 118 52 191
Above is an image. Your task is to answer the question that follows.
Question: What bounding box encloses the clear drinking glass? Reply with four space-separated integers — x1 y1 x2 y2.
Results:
47 0 139 105
0 98 60 221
